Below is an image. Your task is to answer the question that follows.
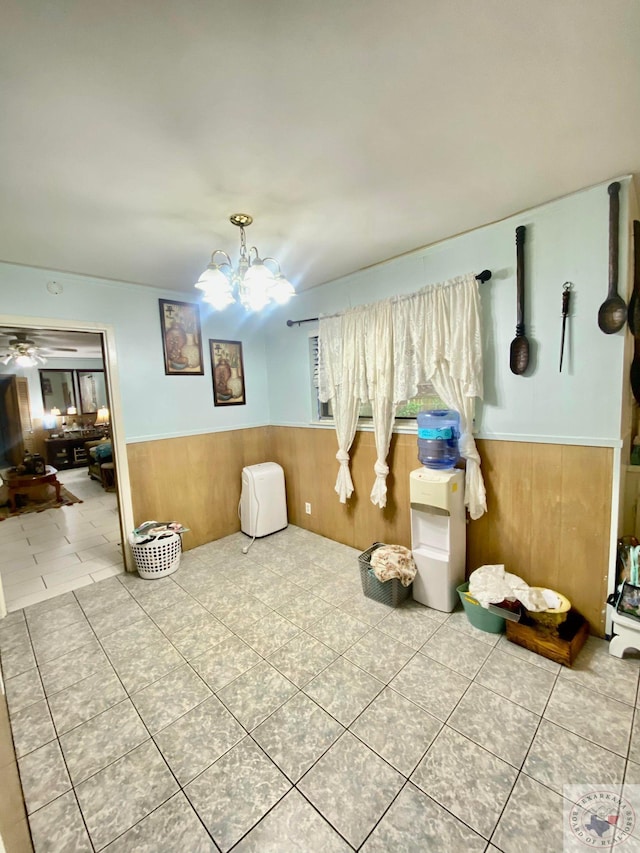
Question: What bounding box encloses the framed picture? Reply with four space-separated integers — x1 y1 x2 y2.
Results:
78 370 106 413
616 581 640 622
159 299 204 375
210 339 246 406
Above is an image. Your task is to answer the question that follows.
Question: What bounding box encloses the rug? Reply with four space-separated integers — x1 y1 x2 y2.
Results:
0 486 83 521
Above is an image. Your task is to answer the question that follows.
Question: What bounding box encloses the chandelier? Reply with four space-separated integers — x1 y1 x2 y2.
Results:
194 214 295 312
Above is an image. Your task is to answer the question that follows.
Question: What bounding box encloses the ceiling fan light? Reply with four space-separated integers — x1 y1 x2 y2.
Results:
15 354 36 367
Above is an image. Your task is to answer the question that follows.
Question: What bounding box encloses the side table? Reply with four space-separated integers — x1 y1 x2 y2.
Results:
6 466 62 511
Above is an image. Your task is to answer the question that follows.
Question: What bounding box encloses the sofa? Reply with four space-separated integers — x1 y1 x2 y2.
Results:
85 439 113 489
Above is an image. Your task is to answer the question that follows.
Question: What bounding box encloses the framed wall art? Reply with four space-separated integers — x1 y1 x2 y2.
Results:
159 299 204 375
78 370 106 413
210 339 246 406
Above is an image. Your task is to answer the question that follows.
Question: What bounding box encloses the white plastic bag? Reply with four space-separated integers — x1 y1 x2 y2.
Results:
469 564 548 611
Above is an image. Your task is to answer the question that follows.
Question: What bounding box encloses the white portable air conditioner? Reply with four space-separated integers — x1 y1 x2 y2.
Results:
240 462 287 538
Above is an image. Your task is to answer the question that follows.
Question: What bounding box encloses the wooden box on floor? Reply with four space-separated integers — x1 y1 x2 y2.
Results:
505 609 589 667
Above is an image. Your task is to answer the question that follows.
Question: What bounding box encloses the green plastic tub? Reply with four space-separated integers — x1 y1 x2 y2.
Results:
456 582 506 634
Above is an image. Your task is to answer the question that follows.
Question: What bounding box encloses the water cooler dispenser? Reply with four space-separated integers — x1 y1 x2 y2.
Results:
410 467 466 612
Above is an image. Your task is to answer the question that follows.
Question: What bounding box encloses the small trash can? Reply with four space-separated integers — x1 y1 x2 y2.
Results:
456 582 505 633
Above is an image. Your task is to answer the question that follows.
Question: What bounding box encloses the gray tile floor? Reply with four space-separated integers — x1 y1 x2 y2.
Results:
2 525 640 851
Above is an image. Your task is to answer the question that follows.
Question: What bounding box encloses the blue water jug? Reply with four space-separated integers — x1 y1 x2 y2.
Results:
417 409 460 469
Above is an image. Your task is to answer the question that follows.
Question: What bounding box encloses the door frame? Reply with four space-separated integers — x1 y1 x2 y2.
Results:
0 314 134 618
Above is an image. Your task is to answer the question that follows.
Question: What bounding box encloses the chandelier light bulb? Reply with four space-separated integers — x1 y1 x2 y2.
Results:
243 260 273 285
242 285 270 312
269 275 295 305
195 265 231 291
203 286 235 311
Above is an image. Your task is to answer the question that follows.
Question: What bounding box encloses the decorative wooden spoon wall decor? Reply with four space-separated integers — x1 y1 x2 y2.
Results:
597 181 626 334
509 225 529 375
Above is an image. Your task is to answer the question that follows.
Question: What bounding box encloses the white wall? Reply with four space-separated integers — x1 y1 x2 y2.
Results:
0 267 271 442
264 177 632 447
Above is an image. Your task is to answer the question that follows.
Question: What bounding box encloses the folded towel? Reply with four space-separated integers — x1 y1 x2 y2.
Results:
370 545 416 587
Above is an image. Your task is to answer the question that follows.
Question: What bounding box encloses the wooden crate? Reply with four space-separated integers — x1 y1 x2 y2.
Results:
505 609 589 667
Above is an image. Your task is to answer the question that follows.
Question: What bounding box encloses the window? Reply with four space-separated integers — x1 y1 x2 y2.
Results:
310 335 445 421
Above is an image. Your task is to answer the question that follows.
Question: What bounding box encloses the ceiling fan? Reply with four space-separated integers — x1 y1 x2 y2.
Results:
0 332 78 367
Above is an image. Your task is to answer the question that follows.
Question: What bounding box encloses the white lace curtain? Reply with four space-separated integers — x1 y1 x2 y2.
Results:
318 273 487 519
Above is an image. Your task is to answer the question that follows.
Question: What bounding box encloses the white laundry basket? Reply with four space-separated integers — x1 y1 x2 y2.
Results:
131 531 182 579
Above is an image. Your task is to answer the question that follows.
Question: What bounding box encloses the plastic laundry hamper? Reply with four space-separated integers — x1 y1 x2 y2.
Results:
359 543 412 607
131 531 182 579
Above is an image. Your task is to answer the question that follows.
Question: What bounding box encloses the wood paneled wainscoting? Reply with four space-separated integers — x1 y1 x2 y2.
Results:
126 427 270 550
270 427 613 636
126 426 613 636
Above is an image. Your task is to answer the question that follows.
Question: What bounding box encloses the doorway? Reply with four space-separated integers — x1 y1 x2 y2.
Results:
0 315 134 617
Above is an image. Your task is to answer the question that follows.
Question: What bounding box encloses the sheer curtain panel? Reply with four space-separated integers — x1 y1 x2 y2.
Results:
318 314 361 503
318 273 486 518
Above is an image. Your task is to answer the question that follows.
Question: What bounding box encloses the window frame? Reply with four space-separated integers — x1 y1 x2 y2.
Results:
309 333 445 428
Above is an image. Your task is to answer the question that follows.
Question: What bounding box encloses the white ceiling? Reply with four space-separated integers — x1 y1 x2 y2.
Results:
1 1 639 295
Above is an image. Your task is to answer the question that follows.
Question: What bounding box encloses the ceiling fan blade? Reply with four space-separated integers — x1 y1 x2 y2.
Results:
48 347 78 352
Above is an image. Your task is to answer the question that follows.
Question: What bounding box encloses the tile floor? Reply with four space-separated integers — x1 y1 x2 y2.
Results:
0 468 122 611
2 526 640 851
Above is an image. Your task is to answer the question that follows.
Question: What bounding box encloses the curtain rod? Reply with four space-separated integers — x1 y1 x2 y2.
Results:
286 270 492 327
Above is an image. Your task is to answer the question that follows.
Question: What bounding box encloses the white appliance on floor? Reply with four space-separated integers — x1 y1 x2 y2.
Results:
240 462 288 538
410 467 465 612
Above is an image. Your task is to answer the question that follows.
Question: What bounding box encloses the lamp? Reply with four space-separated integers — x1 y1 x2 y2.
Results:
95 406 110 427
50 407 61 417
67 405 77 416
195 214 295 312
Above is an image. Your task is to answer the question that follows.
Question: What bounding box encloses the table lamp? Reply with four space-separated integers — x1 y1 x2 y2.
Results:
43 410 58 432
95 406 110 435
